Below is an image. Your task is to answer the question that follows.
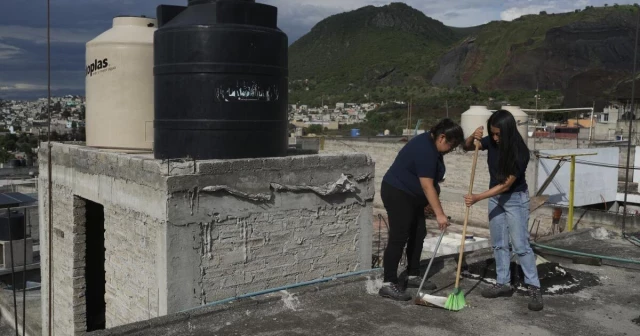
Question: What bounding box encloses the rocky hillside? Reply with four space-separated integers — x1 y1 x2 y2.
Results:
433 5 640 106
289 3 640 107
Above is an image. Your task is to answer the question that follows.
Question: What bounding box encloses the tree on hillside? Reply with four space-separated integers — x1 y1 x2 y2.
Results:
303 124 324 135
0 149 13 164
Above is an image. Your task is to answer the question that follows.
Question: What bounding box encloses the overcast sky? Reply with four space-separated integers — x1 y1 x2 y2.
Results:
0 0 634 99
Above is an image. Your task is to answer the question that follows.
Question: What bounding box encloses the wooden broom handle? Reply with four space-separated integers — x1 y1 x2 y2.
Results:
454 140 480 288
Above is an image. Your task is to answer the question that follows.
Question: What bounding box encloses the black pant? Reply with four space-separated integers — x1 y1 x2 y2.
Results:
381 181 427 284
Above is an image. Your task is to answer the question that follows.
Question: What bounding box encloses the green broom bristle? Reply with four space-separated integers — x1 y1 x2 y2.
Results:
444 288 466 311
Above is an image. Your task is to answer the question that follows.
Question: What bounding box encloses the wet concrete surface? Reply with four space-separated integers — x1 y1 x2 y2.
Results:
92 228 640 336
463 258 602 295
96 260 640 335
0 318 14 335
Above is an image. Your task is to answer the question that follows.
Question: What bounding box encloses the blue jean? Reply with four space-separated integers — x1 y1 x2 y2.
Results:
488 191 541 288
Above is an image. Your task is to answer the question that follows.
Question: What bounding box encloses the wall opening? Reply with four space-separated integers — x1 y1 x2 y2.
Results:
85 199 106 331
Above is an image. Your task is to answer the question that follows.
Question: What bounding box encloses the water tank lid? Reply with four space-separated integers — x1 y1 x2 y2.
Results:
112 16 157 27
462 105 492 115
114 15 152 18
501 105 528 116
189 0 255 5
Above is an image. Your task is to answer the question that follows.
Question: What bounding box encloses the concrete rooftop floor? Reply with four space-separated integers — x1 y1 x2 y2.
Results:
92 228 640 336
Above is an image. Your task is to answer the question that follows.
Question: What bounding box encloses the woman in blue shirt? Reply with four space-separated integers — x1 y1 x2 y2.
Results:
379 118 464 301
463 109 543 312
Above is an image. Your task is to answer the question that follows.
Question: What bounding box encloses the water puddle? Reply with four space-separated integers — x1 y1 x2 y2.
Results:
462 258 600 296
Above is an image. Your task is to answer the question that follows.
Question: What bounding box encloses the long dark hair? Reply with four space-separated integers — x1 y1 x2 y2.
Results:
487 110 529 183
430 118 464 148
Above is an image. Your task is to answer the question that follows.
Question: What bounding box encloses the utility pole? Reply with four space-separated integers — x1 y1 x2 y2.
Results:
588 100 595 147
576 111 579 149
622 7 640 234
406 101 410 136
534 84 540 151
409 98 412 140
446 100 449 118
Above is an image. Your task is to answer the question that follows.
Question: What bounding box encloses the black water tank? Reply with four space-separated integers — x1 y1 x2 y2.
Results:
0 211 25 241
154 0 289 160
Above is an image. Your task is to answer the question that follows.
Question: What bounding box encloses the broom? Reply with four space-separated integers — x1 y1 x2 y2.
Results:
444 139 480 311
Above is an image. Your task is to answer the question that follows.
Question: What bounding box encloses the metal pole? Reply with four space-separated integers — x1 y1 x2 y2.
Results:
446 100 449 118
576 111 579 149
623 8 640 234
23 207 27 336
534 89 538 151
588 106 594 146
8 209 18 336
568 155 576 232
47 0 55 333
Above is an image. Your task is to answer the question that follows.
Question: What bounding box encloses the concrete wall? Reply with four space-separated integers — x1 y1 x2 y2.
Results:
527 137 589 151
39 143 374 335
592 122 619 140
39 144 168 335
322 139 403 208
161 153 374 312
322 138 536 227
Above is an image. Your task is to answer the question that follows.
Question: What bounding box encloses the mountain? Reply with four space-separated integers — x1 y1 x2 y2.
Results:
434 5 640 107
288 3 462 104
289 3 640 108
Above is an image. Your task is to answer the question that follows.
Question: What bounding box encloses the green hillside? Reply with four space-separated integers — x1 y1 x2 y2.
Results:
289 3 640 109
288 3 462 105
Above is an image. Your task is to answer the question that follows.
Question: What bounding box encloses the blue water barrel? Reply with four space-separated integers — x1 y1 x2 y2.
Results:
351 129 360 137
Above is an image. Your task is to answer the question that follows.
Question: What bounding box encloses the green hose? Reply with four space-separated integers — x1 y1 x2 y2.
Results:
530 242 640 265
628 236 640 245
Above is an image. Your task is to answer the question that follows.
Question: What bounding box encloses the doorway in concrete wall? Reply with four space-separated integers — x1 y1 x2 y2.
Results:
84 199 105 331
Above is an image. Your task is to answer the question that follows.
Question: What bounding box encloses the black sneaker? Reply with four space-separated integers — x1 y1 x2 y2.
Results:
528 286 544 311
379 283 412 301
405 276 437 290
481 283 514 298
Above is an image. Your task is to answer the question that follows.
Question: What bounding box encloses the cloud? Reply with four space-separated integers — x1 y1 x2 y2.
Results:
0 42 23 60
0 26 97 44
499 0 615 22
500 4 554 21
1 0 638 99
0 84 48 91
443 12 462 19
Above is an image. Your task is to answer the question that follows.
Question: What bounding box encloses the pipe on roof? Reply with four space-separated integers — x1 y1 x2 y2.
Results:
178 268 382 313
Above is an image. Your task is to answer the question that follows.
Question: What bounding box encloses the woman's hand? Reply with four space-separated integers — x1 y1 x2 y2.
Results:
464 194 480 207
436 214 450 231
473 126 484 141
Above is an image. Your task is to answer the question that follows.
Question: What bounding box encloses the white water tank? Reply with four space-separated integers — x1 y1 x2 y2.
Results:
501 106 529 143
461 105 492 139
85 16 157 151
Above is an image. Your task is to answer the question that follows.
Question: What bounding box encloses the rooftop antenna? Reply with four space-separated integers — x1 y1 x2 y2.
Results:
622 6 640 235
